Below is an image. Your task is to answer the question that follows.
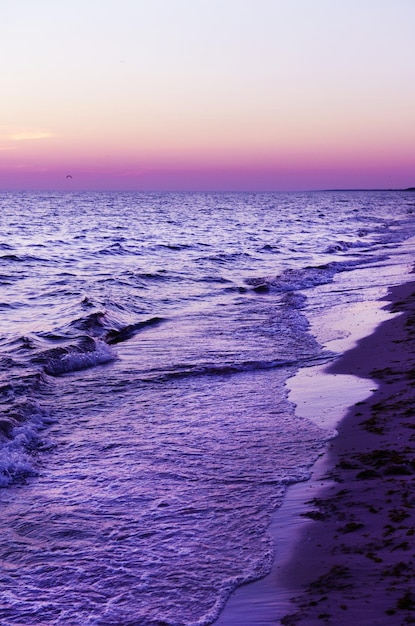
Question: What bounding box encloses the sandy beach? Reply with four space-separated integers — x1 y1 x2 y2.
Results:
217 279 415 625
278 279 415 624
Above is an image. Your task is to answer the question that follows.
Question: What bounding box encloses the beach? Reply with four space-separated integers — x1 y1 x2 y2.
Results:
217 278 415 625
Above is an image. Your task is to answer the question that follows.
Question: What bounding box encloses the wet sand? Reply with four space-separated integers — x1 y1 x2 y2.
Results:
217 280 415 625
278 279 415 624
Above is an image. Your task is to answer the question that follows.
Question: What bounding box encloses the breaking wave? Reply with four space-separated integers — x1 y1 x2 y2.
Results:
0 304 167 485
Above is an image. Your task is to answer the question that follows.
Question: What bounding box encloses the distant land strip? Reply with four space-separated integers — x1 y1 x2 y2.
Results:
321 187 415 192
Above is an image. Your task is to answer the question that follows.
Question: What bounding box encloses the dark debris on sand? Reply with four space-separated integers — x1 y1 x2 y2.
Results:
280 283 415 625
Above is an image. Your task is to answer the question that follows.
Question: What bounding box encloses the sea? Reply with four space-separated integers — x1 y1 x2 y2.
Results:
1 190 415 626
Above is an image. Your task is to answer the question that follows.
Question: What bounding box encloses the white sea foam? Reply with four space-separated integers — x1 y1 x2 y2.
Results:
0 400 51 486
44 341 116 375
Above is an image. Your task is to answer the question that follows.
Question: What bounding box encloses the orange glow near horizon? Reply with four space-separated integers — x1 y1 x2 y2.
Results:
1 1 415 191
1 120 414 191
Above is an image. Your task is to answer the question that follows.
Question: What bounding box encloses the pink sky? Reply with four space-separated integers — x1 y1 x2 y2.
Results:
1 0 415 191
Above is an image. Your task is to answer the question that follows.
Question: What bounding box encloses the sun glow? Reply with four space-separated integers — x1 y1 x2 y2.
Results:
1 0 415 190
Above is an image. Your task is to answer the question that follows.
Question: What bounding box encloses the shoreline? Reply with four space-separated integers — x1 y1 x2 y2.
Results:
216 279 415 625
278 279 415 624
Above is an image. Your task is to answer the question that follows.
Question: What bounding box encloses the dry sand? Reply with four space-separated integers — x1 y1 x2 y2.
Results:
217 280 415 625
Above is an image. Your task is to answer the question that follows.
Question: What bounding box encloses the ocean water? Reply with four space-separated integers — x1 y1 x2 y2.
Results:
1 190 415 625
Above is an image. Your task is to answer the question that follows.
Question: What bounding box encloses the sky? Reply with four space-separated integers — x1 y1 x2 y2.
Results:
1 0 415 191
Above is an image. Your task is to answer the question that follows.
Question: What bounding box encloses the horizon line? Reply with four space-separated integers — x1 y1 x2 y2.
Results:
0 187 414 194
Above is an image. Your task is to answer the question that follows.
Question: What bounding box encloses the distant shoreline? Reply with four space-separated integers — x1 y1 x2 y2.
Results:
321 187 415 192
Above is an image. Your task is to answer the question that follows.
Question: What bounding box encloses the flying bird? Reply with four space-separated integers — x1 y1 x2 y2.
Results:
66 174 73 179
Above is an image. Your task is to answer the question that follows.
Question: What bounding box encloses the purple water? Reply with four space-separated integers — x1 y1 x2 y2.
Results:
0 190 414 624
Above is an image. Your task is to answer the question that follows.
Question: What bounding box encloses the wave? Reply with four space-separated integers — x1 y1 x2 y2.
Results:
105 316 164 344
0 304 167 485
68 310 108 335
0 370 54 487
38 312 162 376
260 244 281 253
42 339 116 376
95 242 131 256
246 264 337 293
0 253 47 263
0 302 22 310
14 306 167 378
245 258 372 294
196 275 234 284
325 237 369 253
152 242 195 251
143 352 334 383
0 405 54 487
136 270 170 282
66 308 165 343
198 252 253 265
